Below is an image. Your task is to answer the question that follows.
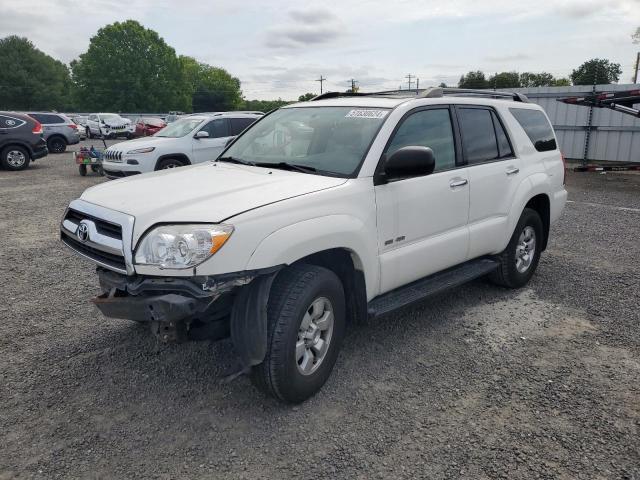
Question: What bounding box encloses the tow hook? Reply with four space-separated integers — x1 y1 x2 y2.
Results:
150 319 189 344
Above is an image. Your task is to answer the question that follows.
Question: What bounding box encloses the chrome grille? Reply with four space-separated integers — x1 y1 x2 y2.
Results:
61 207 127 274
104 150 123 161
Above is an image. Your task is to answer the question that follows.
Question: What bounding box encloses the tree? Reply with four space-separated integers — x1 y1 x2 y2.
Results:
181 56 242 112
239 99 291 112
298 93 316 102
488 72 521 89
519 72 555 87
633 27 639 44
552 77 571 87
71 20 188 111
570 58 622 85
0 36 72 110
458 71 488 89
438 82 447 88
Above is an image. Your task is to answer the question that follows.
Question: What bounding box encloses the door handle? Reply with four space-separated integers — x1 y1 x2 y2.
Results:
506 167 520 175
449 179 468 188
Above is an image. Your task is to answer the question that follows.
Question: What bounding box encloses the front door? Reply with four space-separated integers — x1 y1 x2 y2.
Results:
192 118 232 163
375 107 470 294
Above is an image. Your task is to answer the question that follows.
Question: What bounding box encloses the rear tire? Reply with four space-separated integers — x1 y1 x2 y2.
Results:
251 264 346 403
156 158 184 170
78 164 87 176
490 208 543 288
1 146 30 171
47 136 67 154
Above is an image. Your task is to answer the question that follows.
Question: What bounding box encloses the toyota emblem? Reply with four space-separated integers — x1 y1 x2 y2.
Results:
77 222 89 242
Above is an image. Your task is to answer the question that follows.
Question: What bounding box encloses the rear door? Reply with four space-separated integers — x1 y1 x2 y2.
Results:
456 106 521 258
191 118 231 163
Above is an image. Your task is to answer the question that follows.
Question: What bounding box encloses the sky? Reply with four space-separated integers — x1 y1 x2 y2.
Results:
2 0 639 99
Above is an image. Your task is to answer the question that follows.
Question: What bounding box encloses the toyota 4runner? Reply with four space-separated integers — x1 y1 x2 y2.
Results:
60 88 567 403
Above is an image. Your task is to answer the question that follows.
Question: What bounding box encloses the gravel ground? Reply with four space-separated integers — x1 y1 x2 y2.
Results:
1 150 639 479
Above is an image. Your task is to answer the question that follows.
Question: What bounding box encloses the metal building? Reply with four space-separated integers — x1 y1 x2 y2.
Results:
509 84 640 163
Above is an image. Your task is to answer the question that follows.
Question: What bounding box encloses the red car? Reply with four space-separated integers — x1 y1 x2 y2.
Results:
133 117 167 137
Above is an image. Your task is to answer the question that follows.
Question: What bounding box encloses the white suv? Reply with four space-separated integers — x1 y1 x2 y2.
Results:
86 113 135 139
101 112 261 178
61 88 567 403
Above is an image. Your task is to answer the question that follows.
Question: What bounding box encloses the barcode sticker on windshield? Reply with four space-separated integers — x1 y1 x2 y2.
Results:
345 109 388 119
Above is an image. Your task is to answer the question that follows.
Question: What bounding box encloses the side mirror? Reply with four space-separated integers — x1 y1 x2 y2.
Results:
194 130 210 139
379 146 435 183
225 136 236 146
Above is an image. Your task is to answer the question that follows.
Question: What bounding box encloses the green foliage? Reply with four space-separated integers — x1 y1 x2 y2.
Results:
298 93 316 102
71 20 189 112
488 71 521 88
633 27 640 44
0 36 72 110
519 72 555 87
552 77 571 87
438 82 447 88
239 98 291 112
180 56 243 112
458 71 488 89
570 58 622 85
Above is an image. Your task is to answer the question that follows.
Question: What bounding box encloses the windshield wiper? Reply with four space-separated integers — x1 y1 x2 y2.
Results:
217 156 256 166
256 162 317 174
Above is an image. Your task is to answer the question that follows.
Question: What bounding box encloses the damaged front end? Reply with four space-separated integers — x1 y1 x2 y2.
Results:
92 266 281 354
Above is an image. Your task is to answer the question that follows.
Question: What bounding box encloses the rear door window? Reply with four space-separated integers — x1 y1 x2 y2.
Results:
30 113 64 124
491 112 514 158
230 117 256 136
509 108 557 152
457 108 499 164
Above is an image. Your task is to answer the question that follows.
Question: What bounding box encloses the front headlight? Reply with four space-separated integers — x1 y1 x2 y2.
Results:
134 224 233 269
127 147 155 154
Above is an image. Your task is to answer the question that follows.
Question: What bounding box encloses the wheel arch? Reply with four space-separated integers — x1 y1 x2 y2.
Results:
154 153 192 170
524 194 550 251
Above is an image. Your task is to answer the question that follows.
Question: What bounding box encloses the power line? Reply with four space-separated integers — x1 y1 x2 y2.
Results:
316 75 326 94
405 74 414 90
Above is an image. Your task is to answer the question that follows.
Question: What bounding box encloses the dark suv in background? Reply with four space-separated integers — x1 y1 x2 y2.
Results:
0 112 48 170
26 112 81 153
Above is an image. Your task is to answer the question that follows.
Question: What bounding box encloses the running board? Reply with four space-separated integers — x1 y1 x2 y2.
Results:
367 258 499 318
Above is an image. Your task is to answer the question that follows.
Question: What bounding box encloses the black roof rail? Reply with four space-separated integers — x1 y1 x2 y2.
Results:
311 88 529 103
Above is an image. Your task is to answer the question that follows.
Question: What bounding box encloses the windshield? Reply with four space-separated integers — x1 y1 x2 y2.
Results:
154 118 203 138
101 114 122 122
221 106 390 176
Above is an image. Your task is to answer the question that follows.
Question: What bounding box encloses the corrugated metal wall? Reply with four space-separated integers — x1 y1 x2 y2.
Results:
509 84 640 163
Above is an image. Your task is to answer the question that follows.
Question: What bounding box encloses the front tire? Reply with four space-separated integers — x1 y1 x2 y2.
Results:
1 146 30 171
490 208 543 288
251 264 346 403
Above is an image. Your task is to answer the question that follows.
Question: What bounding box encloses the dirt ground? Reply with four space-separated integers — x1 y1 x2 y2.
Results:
0 149 639 479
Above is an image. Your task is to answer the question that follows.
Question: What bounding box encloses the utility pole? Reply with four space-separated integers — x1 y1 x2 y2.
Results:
348 78 358 93
316 75 326 94
634 52 640 84
405 74 414 90
416 78 419 91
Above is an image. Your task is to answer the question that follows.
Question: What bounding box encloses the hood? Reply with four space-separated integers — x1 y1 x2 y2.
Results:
81 162 347 225
106 136 179 152
104 118 131 127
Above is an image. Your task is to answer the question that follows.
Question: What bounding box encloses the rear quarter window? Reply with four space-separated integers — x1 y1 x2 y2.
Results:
509 108 557 152
0 114 27 129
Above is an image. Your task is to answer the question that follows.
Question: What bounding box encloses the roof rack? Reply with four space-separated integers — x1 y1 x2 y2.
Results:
312 87 529 103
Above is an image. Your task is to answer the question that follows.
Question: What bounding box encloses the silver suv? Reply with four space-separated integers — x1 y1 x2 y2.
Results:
26 112 80 154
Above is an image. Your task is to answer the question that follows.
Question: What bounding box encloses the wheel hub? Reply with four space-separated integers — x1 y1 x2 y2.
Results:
296 297 334 376
515 226 536 273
